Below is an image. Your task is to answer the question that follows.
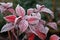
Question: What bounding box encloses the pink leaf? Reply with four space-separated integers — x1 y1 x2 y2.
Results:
0 5 6 13
39 20 46 25
27 8 34 15
37 23 49 34
0 2 13 8
4 15 16 23
50 34 60 40
36 4 44 11
44 27 49 34
40 7 54 18
36 4 54 18
47 22 57 30
1 23 14 32
27 16 39 24
31 12 41 19
29 25 46 40
19 20 28 33
15 4 25 16
14 16 22 26
8 8 15 15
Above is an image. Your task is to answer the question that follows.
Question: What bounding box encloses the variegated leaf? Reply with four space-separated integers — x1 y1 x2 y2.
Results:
4 15 16 23
47 22 57 30
29 25 46 40
27 8 34 15
1 23 14 32
15 4 25 16
50 34 60 40
19 20 28 33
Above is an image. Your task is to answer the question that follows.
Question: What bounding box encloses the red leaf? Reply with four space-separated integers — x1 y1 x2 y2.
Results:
29 25 46 40
28 33 35 40
50 34 60 40
4 15 16 23
27 16 39 24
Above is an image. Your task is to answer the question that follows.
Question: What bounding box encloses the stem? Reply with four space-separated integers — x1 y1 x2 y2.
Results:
22 35 27 40
8 31 11 40
17 27 19 39
11 29 18 40
45 14 52 22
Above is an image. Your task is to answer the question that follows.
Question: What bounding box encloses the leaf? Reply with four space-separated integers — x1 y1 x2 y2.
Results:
31 12 41 20
19 20 28 33
8 8 15 14
27 8 34 15
15 4 25 16
4 15 16 23
36 4 54 18
1 23 14 32
37 23 48 34
0 2 13 8
14 16 22 26
39 20 46 25
0 5 6 13
40 7 54 18
36 4 44 11
29 24 46 40
50 34 60 40
28 33 35 40
27 16 39 24
47 22 58 30
44 27 49 34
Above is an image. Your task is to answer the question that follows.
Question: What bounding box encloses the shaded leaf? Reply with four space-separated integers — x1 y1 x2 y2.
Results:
8 8 15 15
47 22 57 30
41 7 54 18
0 2 13 8
0 5 6 13
39 19 46 25
1 23 14 32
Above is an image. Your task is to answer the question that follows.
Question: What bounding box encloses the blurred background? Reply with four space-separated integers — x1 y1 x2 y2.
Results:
0 0 60 40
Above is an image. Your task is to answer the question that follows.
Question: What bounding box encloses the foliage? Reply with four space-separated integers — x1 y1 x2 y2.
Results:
0 0 60 40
